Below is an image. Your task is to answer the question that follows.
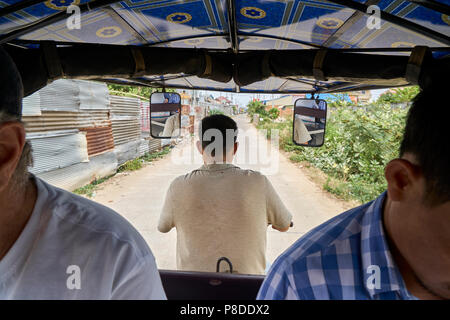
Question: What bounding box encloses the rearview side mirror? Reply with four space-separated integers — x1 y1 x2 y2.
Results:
150 92 181 139
293 98 327 147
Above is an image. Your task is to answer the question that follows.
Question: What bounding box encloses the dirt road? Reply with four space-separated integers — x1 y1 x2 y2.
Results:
92 115 352 271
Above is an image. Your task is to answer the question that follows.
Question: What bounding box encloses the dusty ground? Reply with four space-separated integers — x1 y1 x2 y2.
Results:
91 115 354 272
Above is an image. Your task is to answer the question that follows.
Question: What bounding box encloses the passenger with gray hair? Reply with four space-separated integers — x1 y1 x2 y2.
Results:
0 47 166 299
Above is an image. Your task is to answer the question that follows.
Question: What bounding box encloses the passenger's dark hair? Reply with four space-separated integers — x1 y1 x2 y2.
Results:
199 114 237 154
399 85 450 205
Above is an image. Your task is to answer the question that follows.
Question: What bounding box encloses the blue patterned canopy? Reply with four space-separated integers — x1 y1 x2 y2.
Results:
1 0 449 93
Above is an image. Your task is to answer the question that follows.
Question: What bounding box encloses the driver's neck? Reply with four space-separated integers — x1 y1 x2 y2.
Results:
202 154 235 165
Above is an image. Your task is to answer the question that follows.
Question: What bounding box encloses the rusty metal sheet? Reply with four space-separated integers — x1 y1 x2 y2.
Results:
79 125 115 157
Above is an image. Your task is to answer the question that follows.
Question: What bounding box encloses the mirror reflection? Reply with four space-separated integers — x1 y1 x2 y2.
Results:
293 99 327 147
150 92 181 139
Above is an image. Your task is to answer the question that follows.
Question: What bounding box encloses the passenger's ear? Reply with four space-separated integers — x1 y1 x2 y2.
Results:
196 141 203 155
234 142 239 155
0 122 26 192
385 158 422 202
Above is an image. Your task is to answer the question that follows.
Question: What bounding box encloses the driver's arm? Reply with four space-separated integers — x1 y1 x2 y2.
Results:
272 222 293 232
264 176 293 232
158 181 176 233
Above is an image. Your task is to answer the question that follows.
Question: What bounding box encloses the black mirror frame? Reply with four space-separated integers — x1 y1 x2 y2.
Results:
149 92 182 139
292 98 327 148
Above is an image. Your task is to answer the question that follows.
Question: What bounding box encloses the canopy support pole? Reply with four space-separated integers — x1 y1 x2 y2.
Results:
322 0 381 47
406 0 450 16
226 0 239 54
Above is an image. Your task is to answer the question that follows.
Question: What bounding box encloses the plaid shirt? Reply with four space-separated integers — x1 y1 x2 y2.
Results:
257 191 418 300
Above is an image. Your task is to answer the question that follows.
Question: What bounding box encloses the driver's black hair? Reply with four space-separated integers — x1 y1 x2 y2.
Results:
199 114 237 154
399 85 450 205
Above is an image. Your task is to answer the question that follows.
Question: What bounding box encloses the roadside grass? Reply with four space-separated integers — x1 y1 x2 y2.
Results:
256 104 408 204
73 146 171 197
73 174 115 198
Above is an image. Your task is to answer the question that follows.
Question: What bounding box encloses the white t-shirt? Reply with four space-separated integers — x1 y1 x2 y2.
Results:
0 176 167 300
294 114 312 144
158 164 292 275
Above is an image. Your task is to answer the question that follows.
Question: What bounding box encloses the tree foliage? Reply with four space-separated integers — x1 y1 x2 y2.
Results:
259 103 409 203
246 100 267 118
208 109 225 116
268 107 280 120
246 100 280 122
375 86 419 105
107 84 175 100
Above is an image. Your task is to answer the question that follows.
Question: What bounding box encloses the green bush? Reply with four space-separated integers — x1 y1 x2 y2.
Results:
208 109 225 116
247 100 267 120
376 86 419 105
259 104 408 203
268 108 280 120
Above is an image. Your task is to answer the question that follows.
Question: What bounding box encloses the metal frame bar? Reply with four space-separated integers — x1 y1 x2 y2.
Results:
102 76 393 94
9 34 322 49
0 0 48 18
103 79 313 94
325 0 450 45
226 0 239 53
182 77 194 88
277 80 290 91
315 82 361 93
283 77 328 89
322 0 381 47
143 33 229 47
237 33 322 48
144 33 322 49
103 7 147 43
11 39 450 53
406 0 450 16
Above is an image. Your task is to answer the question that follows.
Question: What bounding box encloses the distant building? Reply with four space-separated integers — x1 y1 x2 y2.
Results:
215 96 232 105
262 94 305 109
262 94 305 118
347 90 372 104
180 91 190 111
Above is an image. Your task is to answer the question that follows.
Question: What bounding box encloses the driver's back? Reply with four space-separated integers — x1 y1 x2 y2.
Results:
158 163 292 275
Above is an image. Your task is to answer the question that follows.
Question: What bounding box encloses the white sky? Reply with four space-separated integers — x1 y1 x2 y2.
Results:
191 89 388 108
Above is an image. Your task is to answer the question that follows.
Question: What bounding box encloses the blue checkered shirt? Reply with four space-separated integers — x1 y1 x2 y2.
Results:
257 191 418 300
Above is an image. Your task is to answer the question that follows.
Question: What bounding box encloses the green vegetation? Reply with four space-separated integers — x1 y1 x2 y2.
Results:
107 84 175 100
117 158 143 172
74 147 171 197
73 175 115 198
247 100 266 118
258 88 418 204
246 100 280 122
375 86 419 105
268 107 280 120
208 109 225 116
117 146 171 172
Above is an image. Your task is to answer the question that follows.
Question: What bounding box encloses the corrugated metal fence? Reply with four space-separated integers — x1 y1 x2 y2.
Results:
22 80 163 191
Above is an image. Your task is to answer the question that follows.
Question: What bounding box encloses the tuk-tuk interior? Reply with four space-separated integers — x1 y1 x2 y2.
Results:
1 0 449 300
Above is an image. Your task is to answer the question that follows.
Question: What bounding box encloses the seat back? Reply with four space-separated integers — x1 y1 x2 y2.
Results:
159 269 265 300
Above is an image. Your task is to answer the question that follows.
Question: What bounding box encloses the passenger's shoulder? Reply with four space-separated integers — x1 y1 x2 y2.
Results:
263 203 373 299
272 202 371 272
37 178 152 260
